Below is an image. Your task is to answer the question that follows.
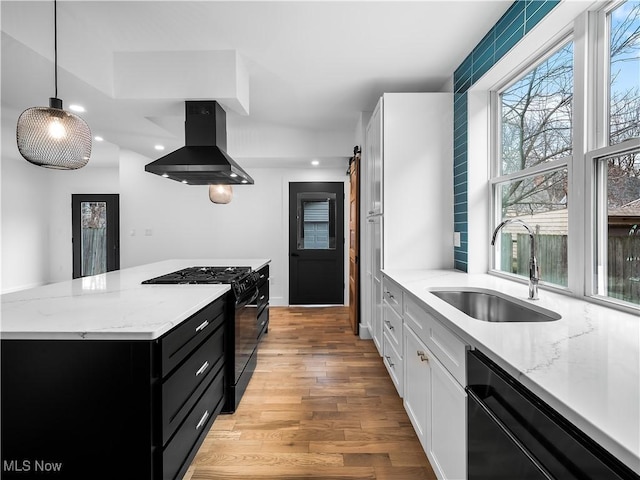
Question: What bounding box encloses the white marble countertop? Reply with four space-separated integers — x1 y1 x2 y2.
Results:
382 268 640 475
1 259 270 341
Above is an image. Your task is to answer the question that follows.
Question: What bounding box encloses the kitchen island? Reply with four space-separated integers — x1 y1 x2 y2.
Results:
1 259 269 480
383 268 640 478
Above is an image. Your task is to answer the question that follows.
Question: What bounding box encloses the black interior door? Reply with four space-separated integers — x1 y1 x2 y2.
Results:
289 182 344 305
72 194 120 279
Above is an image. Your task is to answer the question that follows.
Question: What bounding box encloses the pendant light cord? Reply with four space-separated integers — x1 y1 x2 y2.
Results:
53 0 58 98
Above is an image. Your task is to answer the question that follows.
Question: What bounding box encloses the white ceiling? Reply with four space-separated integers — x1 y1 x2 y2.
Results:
1 1 511 169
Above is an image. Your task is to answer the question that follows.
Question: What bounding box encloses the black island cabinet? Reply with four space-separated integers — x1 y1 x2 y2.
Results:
1 295 227 480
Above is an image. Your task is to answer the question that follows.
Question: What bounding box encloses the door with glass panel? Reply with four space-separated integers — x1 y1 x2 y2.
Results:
72 194 120 279
289 182 344 305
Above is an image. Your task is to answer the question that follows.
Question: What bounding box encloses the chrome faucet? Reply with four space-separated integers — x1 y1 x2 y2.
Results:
491 218 540 300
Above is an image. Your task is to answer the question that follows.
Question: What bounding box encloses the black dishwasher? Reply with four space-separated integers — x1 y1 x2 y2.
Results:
467 350 639 480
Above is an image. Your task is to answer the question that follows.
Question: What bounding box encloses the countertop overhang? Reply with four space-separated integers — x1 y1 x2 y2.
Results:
0 259 270 341
382 268 640 476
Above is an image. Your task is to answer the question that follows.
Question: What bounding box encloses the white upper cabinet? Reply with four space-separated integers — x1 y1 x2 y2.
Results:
365 99 383 216
364 92 454 270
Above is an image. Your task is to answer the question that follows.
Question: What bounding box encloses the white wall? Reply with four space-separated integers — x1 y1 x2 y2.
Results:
119 149 348 306
1 105 121 292
1 107 50 292
47 163 120 283
1 108 349 303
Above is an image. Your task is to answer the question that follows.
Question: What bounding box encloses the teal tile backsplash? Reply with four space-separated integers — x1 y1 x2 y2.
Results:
452 0 559 271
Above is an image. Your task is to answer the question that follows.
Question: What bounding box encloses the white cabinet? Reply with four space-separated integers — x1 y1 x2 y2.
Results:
361 92 453 343
382 276 404 395
380 93 453 270
365 99 383 217
430 354 466 480
404 325 431 445
403 294 467 480
368 215 383 353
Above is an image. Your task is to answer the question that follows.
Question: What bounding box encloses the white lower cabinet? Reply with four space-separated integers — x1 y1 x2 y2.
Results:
429 346 467 480
403 326 431 446
404 325 467 480
383 331 404 396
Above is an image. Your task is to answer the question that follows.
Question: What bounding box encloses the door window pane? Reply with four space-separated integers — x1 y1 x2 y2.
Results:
81 201 107 276
495 169 569 287
297 192 337 250
609 1 640 145
596 149 640 305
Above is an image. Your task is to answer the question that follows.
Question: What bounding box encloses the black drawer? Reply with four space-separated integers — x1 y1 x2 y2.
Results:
162 370 225 480
256 267 269 314
257 307 269 340
161 324 224 445
160 298 225 376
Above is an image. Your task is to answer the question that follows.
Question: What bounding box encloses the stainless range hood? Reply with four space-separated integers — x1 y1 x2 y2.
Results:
145 101 254 185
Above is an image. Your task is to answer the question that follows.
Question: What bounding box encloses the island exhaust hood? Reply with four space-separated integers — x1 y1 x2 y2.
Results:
145 101 254 185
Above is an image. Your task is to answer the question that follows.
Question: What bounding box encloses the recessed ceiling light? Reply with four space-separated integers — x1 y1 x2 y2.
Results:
154 145 165 151
162 173 169 178
68 104 85 113
311 160 320 166
181 180 188 184
241 179 248 184
94 136 104 142
230 173 238 178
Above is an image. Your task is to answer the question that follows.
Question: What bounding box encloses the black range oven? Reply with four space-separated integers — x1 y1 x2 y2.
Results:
142 266 262 413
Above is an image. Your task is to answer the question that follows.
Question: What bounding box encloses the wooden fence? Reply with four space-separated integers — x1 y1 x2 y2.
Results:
501 233 639 304
82 228 107 276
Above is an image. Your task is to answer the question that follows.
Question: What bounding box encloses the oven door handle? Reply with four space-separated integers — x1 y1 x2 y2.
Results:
236 286 259 308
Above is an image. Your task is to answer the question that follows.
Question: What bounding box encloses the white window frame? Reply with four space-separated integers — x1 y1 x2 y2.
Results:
489 37 574 292
487 0 640 313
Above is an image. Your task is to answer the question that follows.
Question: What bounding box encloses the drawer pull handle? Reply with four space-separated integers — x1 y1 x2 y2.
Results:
384 320 394 331
385 356 394 368
417 350 429 362
196 410 210 430
195 361 209 377
195 320 209 333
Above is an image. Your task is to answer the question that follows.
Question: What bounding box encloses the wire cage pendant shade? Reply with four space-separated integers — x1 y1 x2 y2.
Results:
16 0 91 169
17 97 92 169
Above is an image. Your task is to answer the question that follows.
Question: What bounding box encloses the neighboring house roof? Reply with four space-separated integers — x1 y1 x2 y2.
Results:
610 197 640 217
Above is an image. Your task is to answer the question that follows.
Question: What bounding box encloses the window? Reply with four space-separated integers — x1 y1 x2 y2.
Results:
590 0 640 307
608 1 640 146
492 41 573 288
593 146 640 305
490 1 640 311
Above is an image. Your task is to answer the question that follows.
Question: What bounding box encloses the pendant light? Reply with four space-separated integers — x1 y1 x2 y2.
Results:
16 0 91 169
209 184 233 204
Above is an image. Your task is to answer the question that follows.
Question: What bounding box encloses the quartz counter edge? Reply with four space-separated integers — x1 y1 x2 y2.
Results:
1 258 271 341
382 268 640 476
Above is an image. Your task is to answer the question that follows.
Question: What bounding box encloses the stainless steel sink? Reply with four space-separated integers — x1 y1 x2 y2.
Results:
429 288 561 323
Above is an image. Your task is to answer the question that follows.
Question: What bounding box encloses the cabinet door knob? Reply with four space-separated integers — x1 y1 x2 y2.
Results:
417 350 429 362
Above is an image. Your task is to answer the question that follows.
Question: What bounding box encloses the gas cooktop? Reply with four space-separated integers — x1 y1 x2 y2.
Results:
142 266 251 285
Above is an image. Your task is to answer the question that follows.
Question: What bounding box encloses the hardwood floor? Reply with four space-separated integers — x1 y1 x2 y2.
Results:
185 306 437 480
